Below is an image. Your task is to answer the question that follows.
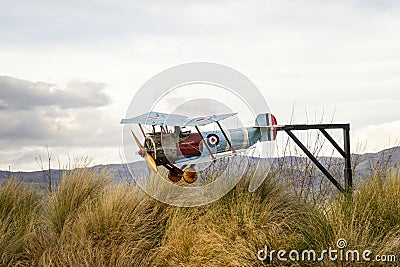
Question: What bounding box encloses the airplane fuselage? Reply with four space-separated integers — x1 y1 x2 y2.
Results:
145 127 262 166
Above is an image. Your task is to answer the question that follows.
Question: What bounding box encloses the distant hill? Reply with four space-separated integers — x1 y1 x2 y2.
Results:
0 161 148 190
1 146 399 190
355 146 400 173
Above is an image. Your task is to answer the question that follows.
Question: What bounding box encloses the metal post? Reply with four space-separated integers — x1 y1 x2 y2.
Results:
343 125 353 194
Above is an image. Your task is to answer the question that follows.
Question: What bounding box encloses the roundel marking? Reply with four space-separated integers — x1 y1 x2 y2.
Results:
206 133 220 147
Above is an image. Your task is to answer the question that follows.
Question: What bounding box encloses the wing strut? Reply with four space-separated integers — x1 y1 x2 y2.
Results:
138 123 146 138
216 121 236 153
195 126 216 161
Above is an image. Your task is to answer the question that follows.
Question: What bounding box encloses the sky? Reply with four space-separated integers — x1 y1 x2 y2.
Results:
0 0 399 171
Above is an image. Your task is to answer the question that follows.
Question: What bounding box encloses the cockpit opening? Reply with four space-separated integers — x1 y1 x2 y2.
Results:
174 126 191 138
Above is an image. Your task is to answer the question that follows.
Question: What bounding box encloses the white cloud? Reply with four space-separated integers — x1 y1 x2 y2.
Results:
354 120 400 152
0 76 111 110
0 76 121 170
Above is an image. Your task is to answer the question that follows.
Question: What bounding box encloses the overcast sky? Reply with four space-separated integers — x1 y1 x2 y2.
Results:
0 0 399 171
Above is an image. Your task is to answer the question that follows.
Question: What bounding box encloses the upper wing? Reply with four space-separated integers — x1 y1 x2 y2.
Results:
121 111 237 126
120 111 187 126
183 113 237 126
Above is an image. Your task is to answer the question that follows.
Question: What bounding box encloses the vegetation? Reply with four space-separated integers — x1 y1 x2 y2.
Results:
0 162 399 266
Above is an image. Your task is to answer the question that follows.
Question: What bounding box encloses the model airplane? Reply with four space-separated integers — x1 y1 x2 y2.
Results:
121 111 277 183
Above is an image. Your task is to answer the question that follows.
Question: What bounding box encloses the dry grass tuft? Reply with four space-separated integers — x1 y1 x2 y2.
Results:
1 163 400 266
299 168 400 266
151 175 312 267
0 179 41 266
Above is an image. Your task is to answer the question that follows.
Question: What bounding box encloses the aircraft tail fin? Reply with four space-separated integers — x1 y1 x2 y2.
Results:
254 113 278 141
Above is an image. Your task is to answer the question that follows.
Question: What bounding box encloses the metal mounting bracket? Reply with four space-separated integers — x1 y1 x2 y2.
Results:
276 124 353 194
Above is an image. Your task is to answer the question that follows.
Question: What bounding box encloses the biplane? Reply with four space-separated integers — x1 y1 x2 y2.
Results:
121 111 277 183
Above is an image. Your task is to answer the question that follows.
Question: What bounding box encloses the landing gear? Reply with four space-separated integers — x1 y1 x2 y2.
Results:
168 171 182 182
167 168 198 183
165 162 198 183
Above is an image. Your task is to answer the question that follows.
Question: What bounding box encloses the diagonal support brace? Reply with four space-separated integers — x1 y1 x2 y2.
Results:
284 129 345 193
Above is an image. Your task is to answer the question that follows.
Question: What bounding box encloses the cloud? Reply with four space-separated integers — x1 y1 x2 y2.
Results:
0 76 111 110
353 120 400 152
0 145 122 172
0 76 119 151
1 1 400 170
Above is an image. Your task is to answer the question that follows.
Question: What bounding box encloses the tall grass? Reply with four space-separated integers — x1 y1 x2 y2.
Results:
46 167 109 235
1 163 400 266
153 176 311 266
306 169 400 266
0 179 41 266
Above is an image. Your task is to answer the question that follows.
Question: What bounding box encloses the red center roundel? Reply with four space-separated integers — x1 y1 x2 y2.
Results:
209 136 217 144
206 134 219 147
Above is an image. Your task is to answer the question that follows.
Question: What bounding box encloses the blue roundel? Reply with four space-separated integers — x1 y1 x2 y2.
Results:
206 134 219 148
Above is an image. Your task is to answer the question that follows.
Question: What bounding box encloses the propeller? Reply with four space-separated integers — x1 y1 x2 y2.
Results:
131 130 158 173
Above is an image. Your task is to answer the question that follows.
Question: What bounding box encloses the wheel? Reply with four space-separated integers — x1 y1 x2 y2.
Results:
168 171 182 183
183 168 198 183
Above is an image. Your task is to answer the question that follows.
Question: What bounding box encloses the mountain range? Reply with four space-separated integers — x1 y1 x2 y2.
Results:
1 146 399 190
